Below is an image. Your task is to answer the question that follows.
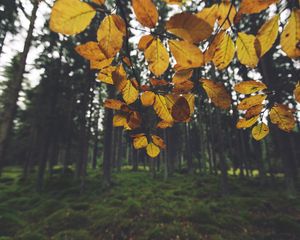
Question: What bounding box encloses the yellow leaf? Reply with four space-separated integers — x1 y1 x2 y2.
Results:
294 82 300 103
169 40 204 70
97 66 116 84
50 0 96 35
212 31 235 70
112 65 127 92
113 114 127 127
97 15 125 58
122 80 139 105
196 4 218 27
132 0 158 28
255 15 279 57
236 32 259 68
157 120 174 129
252 123 269 141
141 91 155 106
151 135 166 149
217 2 236 29
133 135 148 149
144 38 169 76
238 0 279 15
146 143 160 158
75 42 106 61
234 80 267 94
236 116 259 129
164 0 184 4
201 79 231 109
269 104 296 132
153 95 173 122
90 58 114 70
203 31 225 64
166 12 213 44
237 94 267 110
280 9 300 59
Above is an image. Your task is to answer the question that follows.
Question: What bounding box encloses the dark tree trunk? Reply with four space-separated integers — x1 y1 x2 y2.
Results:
102 85 114 184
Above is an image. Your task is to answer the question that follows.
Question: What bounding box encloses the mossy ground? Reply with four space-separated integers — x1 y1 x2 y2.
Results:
0 167 299 240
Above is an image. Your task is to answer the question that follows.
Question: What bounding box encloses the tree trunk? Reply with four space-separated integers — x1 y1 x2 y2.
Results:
102 85 114 184
0 0 39 174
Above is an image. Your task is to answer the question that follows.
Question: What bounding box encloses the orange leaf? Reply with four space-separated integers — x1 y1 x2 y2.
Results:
132 0 158 28
201 79 231 109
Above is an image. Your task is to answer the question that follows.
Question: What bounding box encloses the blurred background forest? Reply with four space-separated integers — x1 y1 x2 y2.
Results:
1 0 299 191
0 0 300 239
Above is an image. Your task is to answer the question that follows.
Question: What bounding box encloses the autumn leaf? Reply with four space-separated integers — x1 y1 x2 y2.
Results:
138 35 154 50
245 105 264 119
164 0 184 4
294 82 300 103
196 4 218 27
132 0 158 28
217 2 236 29
280 9 300 59
75 42 106 61
238 0 279 15
201 79 231 109
144 38 169 76
127 111 142 129
234 80 267 94
122 80 139 105
166 12 213 44
157 120 174 129
97 66 116 84
151 135 166 149
169 40 204 70
133 135 148 149
112 65 127 92
113 114 127 127
92 0 105 5
90 58 114 70
146 143 160 158
97 15 125 58
236 116 259 129
171 96 191 122
236 32 259 68
212 31 235 70
237 94 267 110
153 95 173 122
50 0 96 35
104 99 126 110
252 123 269 141
269 104 296 132
255 15 279 57
141 91 155 107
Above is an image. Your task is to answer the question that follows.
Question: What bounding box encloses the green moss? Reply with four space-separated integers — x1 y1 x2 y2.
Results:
52 230 92 240
43 209 90 236
146 223 201 240
0 212 24 236
15 231 45 240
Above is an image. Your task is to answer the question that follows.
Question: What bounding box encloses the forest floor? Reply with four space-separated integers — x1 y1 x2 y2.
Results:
0 167 300 240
